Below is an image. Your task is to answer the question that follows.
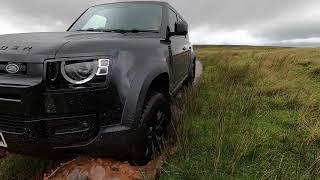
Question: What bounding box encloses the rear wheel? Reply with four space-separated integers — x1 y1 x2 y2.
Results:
130 92 170 165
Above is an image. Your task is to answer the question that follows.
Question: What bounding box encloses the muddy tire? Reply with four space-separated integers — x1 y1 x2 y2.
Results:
130 92 171 165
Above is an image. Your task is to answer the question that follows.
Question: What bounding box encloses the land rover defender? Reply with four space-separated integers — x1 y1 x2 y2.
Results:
0 1 196 164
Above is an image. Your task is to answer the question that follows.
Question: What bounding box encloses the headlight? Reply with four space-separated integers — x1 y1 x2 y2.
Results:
61 59 109 84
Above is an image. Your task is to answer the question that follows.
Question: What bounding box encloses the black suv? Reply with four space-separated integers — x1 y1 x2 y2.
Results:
0 1 195 164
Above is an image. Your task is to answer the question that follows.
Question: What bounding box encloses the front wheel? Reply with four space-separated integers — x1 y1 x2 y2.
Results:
130 92 171 165
184 60 196 86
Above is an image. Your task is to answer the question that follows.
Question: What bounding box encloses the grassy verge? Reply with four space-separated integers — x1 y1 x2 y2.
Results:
0 154 50 180
162 46 320 179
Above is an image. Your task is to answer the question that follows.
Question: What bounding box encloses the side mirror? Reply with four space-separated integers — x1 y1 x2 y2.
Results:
173 21 188 36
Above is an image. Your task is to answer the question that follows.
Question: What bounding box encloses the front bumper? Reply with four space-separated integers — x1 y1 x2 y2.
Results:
2 122 138 157
0 109 137 157
0 77 132 156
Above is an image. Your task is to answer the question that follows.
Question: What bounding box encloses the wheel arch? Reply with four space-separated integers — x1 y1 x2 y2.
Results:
146 72 170 97
120 65 170 128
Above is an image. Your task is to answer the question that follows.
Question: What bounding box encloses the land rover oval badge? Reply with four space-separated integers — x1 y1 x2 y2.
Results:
5 64 19 74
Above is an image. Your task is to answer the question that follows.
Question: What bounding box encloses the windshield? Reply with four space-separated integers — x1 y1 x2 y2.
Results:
69 3 163 32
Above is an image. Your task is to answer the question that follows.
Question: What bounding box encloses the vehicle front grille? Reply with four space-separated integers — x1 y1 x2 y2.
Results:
0 115 27 134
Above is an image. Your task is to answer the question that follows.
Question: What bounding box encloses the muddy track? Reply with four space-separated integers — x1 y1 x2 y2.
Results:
43 61 203 180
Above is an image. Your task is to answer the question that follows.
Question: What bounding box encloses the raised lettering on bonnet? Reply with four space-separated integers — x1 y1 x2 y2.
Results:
0 45 32 51
0 46 8 50
23 47 32 51
11 46 19 50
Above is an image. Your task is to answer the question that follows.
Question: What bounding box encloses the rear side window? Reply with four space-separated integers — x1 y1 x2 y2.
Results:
168 9 177 33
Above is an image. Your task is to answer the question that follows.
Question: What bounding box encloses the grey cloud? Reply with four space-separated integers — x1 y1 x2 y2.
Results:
1 0 94 31
1 0 320 46
253 20 320 41
1 0 314 30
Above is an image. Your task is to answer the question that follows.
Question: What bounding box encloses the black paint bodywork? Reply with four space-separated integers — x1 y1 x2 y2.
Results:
0 1 195 156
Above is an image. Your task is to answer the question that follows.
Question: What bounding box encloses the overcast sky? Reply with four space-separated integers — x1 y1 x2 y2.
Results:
1 0 320 47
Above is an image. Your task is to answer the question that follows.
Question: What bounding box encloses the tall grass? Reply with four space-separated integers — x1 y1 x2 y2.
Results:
162 46 320 179
0 155 50 179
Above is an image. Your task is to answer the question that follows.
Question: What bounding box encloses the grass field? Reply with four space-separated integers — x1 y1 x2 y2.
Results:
2 46 320 179
0 154 50 179
162 46 320 179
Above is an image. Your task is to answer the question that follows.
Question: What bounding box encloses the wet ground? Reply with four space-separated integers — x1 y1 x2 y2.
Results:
43 61 203 180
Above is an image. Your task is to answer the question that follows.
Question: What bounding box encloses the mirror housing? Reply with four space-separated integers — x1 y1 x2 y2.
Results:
172 21 188 36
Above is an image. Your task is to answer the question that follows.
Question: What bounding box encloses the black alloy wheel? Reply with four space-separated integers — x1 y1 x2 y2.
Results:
130 91 170 165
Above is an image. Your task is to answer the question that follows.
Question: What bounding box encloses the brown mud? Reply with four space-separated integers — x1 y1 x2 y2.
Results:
44 122 178 180
45 158 162 180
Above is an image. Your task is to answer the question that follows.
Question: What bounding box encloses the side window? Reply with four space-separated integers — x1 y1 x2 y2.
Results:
168 9 177 33
82 15 107 30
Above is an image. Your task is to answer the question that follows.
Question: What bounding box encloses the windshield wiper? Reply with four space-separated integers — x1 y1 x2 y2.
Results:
76 28 159 34
107 29 159 34
76 28 112 32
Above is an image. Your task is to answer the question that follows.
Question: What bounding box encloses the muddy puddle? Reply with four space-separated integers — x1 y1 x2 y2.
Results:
45 157 162 180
